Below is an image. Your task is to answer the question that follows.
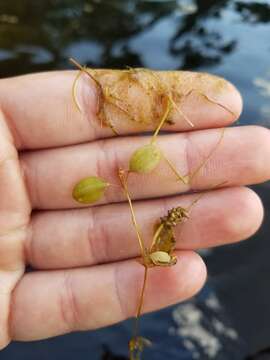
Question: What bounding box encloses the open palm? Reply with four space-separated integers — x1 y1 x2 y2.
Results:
0 70 269 349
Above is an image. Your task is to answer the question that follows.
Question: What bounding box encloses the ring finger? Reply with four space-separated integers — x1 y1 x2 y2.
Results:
25 186 263 270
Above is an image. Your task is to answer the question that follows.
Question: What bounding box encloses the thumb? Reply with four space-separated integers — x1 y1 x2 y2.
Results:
0 110 30 349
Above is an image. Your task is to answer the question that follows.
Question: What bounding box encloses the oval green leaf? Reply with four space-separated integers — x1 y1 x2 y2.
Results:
129 143 161 174
72 176 109 204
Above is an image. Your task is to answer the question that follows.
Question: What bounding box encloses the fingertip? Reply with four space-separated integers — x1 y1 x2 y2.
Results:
140 251 207 314
205 186 264 247
236 126 270 184
230 186 264 240
221 80 243 124
178 186 264 249
201 74 243 126
175 251 207 298
169 71 243 129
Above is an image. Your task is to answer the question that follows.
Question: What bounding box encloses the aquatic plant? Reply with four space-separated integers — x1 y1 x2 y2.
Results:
70 59 232 359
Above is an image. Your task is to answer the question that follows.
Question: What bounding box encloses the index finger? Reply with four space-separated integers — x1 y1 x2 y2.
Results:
0 69 242 150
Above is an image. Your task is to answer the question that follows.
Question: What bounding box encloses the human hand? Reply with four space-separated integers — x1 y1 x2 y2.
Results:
0 70 269 349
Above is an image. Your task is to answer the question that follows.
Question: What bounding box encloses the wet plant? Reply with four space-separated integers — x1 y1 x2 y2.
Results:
70 58 233 134
118 169 209 360
70 58 119 134
120 66 233 184
69 61 234 358
129 125 226 187
70 58 231 184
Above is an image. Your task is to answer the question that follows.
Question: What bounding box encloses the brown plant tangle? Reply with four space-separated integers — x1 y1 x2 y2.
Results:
118 169 213 360
69 59 233 359
70 58 231 185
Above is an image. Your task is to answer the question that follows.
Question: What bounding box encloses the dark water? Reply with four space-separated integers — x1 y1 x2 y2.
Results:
0 1 270 359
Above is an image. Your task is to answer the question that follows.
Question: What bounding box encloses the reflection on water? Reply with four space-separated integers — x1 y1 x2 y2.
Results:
0 1 269 74
171 290 242 359
0 0 261 73
0 1 270 359
254 77 270 98
235 1 270 23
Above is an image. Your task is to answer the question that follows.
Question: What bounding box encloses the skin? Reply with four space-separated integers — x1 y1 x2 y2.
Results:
0 70 269 349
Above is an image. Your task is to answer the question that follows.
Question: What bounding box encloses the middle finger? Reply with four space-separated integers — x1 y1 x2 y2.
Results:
21 126 270 210
25 187 263 270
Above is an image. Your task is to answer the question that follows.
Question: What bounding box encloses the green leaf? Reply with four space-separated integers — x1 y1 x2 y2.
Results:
72 176 109 204
129 143 161 174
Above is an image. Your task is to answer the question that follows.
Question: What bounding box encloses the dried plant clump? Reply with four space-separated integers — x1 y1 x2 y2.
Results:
148 206 189 267
70 59 231 184
70 58 234 136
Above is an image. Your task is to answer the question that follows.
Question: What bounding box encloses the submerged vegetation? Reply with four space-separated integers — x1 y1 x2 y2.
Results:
70 59 234 359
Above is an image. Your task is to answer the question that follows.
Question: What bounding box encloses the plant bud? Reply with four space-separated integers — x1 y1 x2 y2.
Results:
72 176 109 204
129 143 161 174
149 251 177 266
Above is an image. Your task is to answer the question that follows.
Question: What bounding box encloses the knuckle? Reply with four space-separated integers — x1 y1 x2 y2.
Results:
87 208 111 264
95 139 122 202
60 271 80 332
20 155 38 208
114 264 128 320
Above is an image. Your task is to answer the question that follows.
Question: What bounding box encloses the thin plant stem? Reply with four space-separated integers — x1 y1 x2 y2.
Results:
101 109 119 135
69 58 99 87
104 87 137 123
130 266 149 360
70 58 119 135
150 223 164 251
161 151 189 184
118 170 147 260
186 192 206 213
151 97 173 143
133 266 149 336
188 127 226 182
71 70 83 112
169 96 195 127
136 266 149 319
183 89 235 116
144 69 195 128
186 180 228 214
70 57 86 71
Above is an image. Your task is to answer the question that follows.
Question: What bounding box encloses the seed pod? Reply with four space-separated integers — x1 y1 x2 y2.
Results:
129 143 161 174
72 176 109 204
149 251 177 266
161 206 189 228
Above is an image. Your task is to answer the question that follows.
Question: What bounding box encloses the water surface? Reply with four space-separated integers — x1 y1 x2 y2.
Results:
0 1 270 359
